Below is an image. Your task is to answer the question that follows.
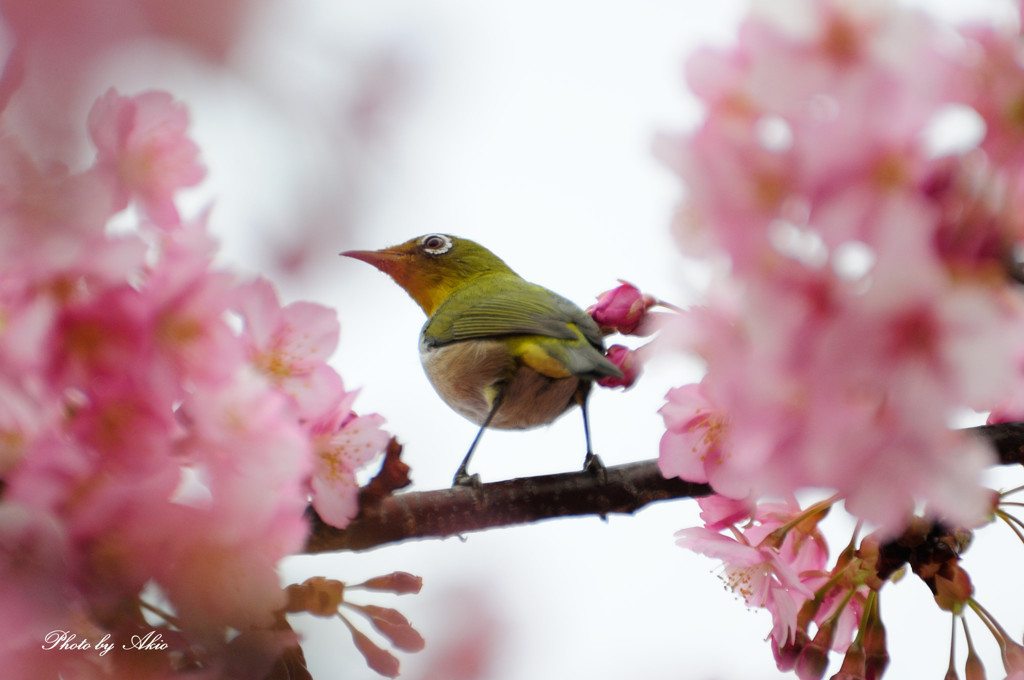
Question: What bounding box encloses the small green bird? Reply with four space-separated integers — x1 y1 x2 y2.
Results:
342 233 622 485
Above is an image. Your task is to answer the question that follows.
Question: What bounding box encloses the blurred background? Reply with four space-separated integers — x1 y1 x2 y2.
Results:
8 0 1024 677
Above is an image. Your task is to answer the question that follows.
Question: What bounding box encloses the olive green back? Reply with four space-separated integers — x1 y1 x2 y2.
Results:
422 273 605 350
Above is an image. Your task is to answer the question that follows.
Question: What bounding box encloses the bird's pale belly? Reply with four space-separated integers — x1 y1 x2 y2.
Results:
419 338 581 429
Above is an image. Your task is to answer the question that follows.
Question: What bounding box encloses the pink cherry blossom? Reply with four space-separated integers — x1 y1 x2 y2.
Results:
0 136 114 242
695 494 756 531
143 230 245 392
678 498 830 650
88 88 204 228
0 504 73 651
175 369 311 537
658 380 732 491
231 277 390 528
922 155 1024 278
657 0 959 275
235 277 346 422
0 378 54 476
659 0 1024 676
0 0 255 161
667 256 1004 533
47 283 155 391
160 514 300 637
0 87 388 676
659 0 1024 535
747 501 829 578
957 24 1024 167
678 525 812 647
0 0 255 67
310 395 390 529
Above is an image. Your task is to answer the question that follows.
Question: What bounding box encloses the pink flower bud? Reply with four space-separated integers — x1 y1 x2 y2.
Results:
830 640 866 680
597 344 641 389
933 565 973 612
773 630 810 672
795 618 835 680
588 281 656 335
862 611 889 680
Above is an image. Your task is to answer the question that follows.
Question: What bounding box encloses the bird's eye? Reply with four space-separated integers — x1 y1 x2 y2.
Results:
419 234 453 255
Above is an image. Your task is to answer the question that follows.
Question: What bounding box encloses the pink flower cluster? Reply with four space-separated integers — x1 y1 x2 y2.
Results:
0 89 387 676
683 494 900 680
679 497 827 649
658 0 1024 535
0 0 256 157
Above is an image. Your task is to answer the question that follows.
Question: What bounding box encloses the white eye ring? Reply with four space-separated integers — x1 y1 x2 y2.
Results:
419 234 453 255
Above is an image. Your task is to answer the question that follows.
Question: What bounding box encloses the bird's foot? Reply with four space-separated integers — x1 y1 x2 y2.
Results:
452 470 482 488
583 451 607 485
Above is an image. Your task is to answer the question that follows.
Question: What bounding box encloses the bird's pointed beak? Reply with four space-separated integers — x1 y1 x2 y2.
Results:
340 247 404 274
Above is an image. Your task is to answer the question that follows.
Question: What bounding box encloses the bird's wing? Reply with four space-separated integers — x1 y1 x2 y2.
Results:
422 275 605 350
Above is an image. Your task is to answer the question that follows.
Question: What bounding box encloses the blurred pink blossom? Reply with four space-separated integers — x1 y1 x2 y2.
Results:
0 0 255 154
660 0 1024 535
958 24 1024 167
0 88 386 676
88 89 205 228
236 277 347 422
658 380 730 490
233 278 390 527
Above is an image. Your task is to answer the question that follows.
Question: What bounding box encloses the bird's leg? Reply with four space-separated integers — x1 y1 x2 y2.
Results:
452 388 505 487
577 391 606 483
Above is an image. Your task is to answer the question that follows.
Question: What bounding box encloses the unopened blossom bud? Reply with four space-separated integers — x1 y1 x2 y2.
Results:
862 610 889 680
795 618 836 680
773 629 810 672
829 640 865 680
934 565 974 613
588 281 657 335
597 344 641 389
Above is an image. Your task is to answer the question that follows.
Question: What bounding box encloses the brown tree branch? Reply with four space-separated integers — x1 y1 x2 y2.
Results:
302 422 1024 554
966 421 1024 466
304 460 713 553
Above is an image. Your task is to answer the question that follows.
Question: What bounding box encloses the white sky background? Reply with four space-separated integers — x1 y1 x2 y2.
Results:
101 0 1024 678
